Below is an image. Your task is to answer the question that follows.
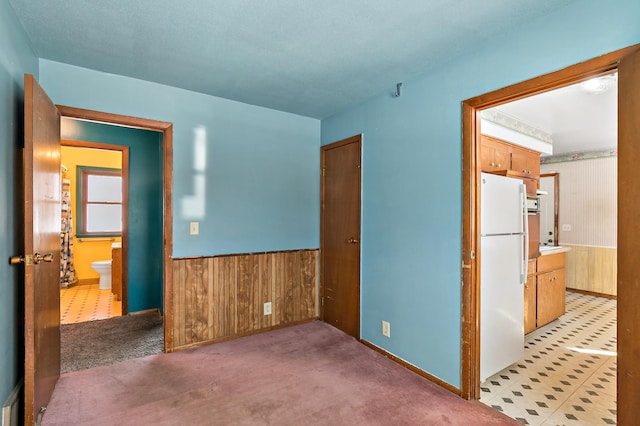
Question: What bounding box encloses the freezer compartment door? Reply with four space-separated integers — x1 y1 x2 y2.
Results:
480 234 525 382
481 172 525 235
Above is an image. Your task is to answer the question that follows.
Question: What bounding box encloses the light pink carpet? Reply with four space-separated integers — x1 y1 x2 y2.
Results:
43 321 517 425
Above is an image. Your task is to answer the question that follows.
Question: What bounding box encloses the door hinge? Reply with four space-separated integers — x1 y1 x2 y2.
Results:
322 168 326 177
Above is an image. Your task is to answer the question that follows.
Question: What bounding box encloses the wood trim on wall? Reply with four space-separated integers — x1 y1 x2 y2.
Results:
171 249 319 351
564 245 616 296
567 288 617 301
616 46 640 425
540 172 560 247
460 43 640 401
61 139 130 313
57 105 174 351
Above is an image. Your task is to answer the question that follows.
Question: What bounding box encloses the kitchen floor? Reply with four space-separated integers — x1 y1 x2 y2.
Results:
480 291 616 425
60 284 122 325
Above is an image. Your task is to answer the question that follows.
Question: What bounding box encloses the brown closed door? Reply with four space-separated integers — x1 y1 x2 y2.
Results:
23 74 61 425
321 135 361 338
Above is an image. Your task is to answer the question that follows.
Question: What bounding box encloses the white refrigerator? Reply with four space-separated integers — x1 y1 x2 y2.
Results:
480 172 528 382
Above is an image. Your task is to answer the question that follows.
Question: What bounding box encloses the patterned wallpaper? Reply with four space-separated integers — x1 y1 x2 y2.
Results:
541 156 617 248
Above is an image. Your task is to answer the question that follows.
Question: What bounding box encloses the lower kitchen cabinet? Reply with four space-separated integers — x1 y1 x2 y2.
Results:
524 251 567 333
537 268 566 327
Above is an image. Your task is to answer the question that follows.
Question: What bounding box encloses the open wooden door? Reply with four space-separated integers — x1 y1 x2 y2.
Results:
617 46 640 426
21 74 61 425
320 135 362 338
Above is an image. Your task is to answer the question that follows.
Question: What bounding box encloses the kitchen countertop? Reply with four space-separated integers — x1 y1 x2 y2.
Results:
538 245 570 256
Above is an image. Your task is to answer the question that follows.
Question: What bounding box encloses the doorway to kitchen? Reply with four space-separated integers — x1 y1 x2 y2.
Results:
475 78 618 423
460 43 640 424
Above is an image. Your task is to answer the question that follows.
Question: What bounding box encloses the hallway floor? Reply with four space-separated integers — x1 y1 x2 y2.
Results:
60 284 122 325
480 291 617 425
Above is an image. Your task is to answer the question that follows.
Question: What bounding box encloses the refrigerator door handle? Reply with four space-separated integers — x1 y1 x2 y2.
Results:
521 184 529 284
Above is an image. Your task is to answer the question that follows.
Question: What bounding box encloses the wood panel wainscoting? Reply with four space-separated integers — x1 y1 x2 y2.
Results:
564 244 616 297
171 249 319 350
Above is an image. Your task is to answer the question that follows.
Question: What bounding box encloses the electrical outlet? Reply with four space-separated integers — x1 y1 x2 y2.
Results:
263 302 272 316
189 222 199 235
562 224 572 231
382 320 391 338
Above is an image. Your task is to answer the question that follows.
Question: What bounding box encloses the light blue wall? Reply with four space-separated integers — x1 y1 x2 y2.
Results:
0 0 38 405
61 121 164 313
321 0 640 387
39 60 321 258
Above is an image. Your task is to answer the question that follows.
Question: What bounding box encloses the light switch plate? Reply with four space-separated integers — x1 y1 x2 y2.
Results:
189 222 199 235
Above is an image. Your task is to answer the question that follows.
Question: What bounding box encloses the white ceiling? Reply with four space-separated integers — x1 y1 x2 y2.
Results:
492 76 617 156
8 0 577 118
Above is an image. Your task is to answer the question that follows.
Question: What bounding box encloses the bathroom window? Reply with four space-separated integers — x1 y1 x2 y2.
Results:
76 166 122 237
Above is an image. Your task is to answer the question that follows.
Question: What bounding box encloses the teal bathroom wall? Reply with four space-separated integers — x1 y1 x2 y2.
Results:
0 0 38 405
321 0 639 387
61 120 163 313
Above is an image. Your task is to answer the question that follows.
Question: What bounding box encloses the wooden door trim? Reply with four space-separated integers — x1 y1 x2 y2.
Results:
461 43 640 400
320 134 362 338
57 105 175 352
540 173 560 246
60 139 130 314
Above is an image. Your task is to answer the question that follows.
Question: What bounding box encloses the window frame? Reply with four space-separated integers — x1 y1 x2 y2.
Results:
76 166 123 238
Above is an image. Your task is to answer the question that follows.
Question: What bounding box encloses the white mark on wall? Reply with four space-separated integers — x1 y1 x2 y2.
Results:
181 126 207 219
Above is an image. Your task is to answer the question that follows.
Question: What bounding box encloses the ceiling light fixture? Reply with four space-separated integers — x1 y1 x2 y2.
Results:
580 74 617 95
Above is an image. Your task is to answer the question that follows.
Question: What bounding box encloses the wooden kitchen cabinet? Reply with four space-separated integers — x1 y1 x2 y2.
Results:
524 251 567 333
535 252 566 328
537 269 566 327
528 214 540 259
480 136 510 172
524 260 537 334
510 147 540 180
480 135 540 196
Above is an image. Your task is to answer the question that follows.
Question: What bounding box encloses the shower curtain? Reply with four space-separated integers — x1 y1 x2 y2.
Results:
60 178 78 288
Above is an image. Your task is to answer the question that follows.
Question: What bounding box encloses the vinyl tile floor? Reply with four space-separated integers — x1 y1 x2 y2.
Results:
60 284 122 325
480 291 617 425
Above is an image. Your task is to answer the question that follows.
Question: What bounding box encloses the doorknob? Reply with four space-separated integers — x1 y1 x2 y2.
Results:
8 252 53 265
34 253 54 264
347 238 359 244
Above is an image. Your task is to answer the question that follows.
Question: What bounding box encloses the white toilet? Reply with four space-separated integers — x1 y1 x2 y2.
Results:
91 260 112 290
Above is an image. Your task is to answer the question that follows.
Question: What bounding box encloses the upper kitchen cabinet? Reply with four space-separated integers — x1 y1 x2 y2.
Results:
480 135 541 196
511 147 540 180
480 135 510 172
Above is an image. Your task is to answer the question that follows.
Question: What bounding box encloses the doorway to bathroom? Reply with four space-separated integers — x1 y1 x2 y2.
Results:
60 139 128 325
58 114 166 324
